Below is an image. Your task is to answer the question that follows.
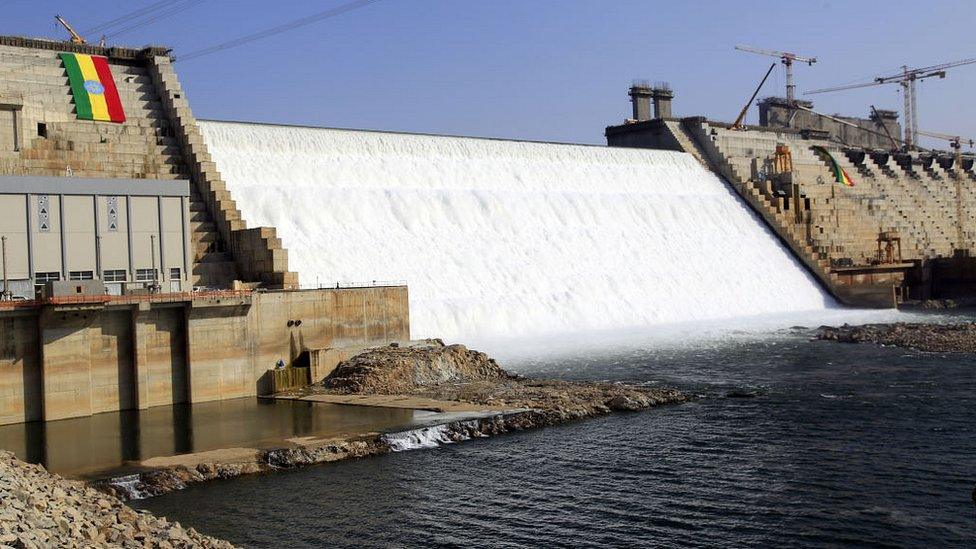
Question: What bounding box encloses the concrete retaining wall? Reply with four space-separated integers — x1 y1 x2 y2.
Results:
0 286 409 425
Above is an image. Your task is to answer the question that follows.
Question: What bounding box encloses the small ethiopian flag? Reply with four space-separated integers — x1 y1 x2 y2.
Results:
811 145 854 187
59 53 126 123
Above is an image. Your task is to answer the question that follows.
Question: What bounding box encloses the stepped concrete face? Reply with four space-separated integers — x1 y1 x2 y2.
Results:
0 36 410 425
0 35 295 290
608 115 976 305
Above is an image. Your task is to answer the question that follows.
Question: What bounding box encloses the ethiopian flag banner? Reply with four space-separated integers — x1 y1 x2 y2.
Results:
811 145 854 187
59 53 126 123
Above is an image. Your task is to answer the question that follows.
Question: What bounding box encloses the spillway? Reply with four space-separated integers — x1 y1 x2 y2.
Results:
200 121 832 342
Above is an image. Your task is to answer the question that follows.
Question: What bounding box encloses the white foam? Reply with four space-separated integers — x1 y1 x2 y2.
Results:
381 424 463 451
201 121 833 344
105 474 150 500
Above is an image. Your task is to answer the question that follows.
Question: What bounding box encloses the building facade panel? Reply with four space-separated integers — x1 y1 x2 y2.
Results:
63 195 97 277
98 195 129 275
0 194 29 279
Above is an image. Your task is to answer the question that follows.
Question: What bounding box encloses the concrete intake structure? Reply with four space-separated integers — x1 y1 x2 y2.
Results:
0 36 410 425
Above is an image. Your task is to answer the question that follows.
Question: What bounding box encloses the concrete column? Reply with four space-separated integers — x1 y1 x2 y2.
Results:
133 305 189 409
652 87 674 119
40 308 95 421
629 85 653 122
180 196 189 283
125 196 134 282
0 312 41 425
58 195 66 279
156 196 165 282
25 194 34 282
185 302 250 403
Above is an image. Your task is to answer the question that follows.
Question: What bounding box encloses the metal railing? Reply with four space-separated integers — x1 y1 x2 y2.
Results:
0 289 252 309
299 279 408 290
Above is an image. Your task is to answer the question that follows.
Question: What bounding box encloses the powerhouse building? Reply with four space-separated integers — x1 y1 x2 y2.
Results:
0 36 409 426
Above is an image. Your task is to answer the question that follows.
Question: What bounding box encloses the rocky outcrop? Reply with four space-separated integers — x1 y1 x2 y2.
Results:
321 339 513 394
315 339 686 420
0 451 233 548
816 322 976 353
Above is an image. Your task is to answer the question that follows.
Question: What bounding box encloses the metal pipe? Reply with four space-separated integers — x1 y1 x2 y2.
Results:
150 234 157 292
1 236 9 301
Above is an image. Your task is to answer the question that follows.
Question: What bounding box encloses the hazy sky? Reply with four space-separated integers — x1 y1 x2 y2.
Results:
4 1 975 147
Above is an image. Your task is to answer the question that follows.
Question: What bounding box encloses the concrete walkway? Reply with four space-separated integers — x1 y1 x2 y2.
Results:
271 393 520 414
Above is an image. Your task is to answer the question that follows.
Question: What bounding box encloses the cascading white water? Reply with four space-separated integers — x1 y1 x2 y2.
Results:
200 121 832 342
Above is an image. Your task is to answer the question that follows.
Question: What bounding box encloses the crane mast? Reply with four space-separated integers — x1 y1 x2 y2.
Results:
735 45 817 103
805 57 976 150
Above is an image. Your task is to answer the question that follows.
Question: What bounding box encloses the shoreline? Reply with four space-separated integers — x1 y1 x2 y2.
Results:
94 393 687 501
815 321 976 353
2 339 688 547
88 339 689 500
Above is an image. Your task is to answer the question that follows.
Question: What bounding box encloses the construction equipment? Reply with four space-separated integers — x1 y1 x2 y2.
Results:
731 63 776 129
915 129 974 252
870 105 899 150
916 129 974 159
876 231 902 265
806 57 976 150
735 45 817 103
55 15 86 44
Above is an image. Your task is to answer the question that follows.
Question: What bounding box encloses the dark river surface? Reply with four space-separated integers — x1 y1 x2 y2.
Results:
134 327 976 547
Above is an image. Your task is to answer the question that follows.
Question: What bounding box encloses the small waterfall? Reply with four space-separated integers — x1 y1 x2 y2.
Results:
382 424 465 451
103 473 151 500
201 121 831 342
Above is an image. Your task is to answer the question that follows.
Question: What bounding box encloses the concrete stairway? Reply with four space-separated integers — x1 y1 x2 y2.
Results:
669 119 908 306
147 55 297 289
0 45 186 180
0 43 273 289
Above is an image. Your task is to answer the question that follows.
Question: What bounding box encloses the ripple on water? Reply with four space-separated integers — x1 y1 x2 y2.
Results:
134 330 976 547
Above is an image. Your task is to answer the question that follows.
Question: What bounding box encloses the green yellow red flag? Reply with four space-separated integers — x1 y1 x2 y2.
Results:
811 145 854 187
59 53 126 123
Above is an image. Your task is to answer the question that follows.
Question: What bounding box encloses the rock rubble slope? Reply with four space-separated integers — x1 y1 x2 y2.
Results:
0 451 233 548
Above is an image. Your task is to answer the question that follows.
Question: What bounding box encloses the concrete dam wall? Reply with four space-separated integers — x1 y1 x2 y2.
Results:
200 121 832 342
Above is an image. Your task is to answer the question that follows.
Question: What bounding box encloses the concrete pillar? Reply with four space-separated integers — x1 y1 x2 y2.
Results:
40 308 96 421
651 86 674 119
0 313 41 425
629 84 653 122
133 305 189 409
185 302 250 403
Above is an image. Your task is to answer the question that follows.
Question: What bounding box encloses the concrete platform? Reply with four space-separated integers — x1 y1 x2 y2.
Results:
270 393 522 414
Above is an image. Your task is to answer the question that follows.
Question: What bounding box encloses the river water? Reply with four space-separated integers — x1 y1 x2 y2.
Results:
134 324 976 547
0 399 425 479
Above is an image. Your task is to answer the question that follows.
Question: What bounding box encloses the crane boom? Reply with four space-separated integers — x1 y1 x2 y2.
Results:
916 129 975 151
803 56 976 150
734 44 816 63
54 15 86 44
735 44 817 102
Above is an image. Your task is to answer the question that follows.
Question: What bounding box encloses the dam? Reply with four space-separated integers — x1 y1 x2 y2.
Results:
200 121 830 341
0 33 972 430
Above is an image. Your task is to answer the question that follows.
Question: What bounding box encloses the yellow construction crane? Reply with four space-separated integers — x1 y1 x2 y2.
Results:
54 15 86 44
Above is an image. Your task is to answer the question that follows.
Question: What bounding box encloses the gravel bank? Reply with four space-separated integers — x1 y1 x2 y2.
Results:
815 322 976 353
0 450 233 548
